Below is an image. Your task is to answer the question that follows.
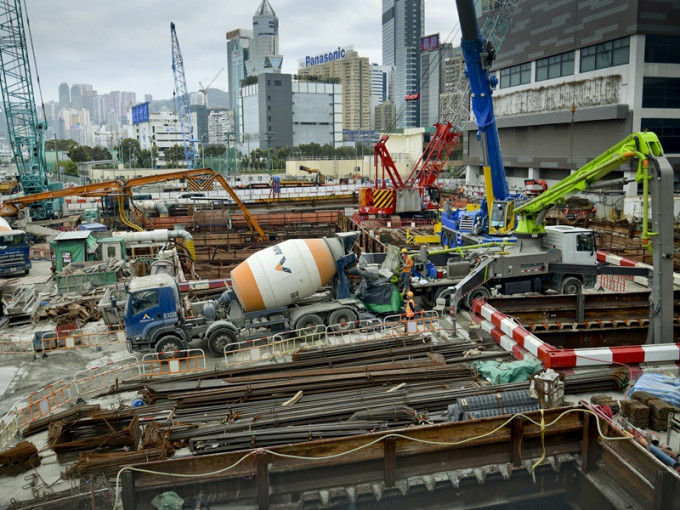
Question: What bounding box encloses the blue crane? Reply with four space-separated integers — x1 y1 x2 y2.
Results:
0 0 63 220
170 22 198 170
439 0 521 248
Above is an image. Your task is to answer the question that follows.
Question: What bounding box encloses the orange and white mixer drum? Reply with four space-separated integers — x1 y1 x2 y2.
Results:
230 237 345 312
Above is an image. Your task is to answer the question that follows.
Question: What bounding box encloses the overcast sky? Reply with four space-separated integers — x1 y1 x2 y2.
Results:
27 0 460 104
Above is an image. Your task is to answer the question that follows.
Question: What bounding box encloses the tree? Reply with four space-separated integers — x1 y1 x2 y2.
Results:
204 144 226 157
164 145 185 167
67 145 91 163
90 146 112 161
63 160 78 176
120 138 141 167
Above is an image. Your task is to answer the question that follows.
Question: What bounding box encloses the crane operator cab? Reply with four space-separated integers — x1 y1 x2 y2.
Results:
489 199 515 234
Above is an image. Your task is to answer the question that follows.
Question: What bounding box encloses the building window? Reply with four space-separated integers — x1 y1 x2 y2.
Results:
641 118 680 153
500 63 531 88
642 78 680 109
536 51 574 82
645 35 680 64
580 37 629 72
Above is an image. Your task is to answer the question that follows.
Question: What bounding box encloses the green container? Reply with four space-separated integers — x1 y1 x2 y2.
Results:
56 271 117 294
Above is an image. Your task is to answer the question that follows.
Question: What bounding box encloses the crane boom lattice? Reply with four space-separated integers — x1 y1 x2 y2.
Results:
170 22 197 170
0 0 62 220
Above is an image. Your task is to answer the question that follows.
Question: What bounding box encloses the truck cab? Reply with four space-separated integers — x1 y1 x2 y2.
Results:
543 225 597 265
123 273 183 353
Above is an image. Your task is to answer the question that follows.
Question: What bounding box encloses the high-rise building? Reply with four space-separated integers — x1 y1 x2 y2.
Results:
419 35 453 127
226 28 252 144
247 1 282 77
297 48 371 132
58 82 70 110
382 0 424 129
70 84 83 111
460 0 680 193
371 64 390 105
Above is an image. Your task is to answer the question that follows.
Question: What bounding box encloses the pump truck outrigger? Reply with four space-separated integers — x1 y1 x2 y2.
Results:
121 232 362 356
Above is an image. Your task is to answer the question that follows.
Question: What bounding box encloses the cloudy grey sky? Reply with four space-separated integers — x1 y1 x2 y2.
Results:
27 0 459 103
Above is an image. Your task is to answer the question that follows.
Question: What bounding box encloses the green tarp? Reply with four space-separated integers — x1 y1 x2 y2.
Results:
472 359 543 385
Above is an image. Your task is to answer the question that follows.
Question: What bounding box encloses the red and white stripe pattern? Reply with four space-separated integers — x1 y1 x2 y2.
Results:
597 250 680 288
471 298 680 369
477 319 539 364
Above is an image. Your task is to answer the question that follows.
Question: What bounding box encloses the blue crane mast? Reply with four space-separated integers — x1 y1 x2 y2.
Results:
0 0 63 220
439 0 520 248
170 22 198 170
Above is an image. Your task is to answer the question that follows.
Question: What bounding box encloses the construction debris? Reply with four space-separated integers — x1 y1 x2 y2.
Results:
0 441 40 476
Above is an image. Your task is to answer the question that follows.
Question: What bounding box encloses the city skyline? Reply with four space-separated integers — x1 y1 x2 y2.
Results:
29 0 458 103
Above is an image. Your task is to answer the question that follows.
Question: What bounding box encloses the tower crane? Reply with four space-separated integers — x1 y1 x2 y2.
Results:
170 22 198 170
199 68 224 108
0 0 63 220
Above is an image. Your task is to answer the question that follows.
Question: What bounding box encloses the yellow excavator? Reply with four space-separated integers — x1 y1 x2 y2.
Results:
299 165 325 186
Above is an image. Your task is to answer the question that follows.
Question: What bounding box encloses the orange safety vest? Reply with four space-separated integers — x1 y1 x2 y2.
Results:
401 253 413 273
405 298 416 318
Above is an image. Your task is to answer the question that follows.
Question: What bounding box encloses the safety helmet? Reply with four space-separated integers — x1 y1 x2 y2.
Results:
406 291 414 298
401 248 408 253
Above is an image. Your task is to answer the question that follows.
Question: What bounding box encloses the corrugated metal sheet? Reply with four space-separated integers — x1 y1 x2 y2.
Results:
53 231 92 241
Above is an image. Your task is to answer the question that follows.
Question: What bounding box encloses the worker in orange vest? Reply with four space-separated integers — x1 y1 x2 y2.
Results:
400 248 414 295
405 291 416 318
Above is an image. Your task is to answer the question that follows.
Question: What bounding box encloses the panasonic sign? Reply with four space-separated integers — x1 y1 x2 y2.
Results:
303 47 348 68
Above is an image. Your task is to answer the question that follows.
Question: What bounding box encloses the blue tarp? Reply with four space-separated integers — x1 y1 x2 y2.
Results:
629 373 680 408
78 222 107 232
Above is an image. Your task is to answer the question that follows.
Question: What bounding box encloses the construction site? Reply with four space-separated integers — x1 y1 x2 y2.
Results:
0 0 678 509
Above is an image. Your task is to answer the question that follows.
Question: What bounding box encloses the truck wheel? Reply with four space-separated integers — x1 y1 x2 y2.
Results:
434 287 455 308
295 313 325 336
208 329 236 356
561 277 582 295
465 286 490 309
155 335 186 358
328 308 358 332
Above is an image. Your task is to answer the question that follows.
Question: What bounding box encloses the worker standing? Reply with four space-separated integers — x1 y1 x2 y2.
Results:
404 290 417 333
400 248 414 295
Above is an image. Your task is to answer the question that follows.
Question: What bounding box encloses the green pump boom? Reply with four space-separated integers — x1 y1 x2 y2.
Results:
514 131 664 236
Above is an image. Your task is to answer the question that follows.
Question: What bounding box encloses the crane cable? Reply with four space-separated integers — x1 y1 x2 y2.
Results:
21 0 48 125
383 8 464 138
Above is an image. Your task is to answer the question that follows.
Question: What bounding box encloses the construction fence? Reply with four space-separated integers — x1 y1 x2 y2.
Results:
0 309 447 451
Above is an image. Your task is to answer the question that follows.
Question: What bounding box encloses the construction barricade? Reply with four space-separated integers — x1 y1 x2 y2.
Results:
72 356 143 396
382 310 441 336
0 325 125 355
0 380 74 447
140 349 207 378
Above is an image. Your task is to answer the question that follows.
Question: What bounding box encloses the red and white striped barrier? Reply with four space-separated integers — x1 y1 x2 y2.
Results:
471 298 680 369
597 250 680 288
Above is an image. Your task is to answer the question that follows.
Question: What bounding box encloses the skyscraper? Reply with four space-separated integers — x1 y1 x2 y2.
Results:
226 28 252 145
248 0 282 77
58 82 70 110
382 0 424 129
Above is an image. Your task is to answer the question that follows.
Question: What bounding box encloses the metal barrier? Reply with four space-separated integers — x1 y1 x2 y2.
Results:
73 356 143 396
325 318 385 346
0 335 34 354
0 326 125 355
140 349 208 377
382 310 441 336
598 274 627 293
0 410 21 451
12 381 74 429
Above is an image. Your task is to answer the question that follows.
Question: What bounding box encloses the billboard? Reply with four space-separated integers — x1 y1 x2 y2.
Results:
420 34 440 52
131 102 150 125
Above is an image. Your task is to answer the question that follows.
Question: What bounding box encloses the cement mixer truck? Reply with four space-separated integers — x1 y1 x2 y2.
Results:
121 232 362 355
